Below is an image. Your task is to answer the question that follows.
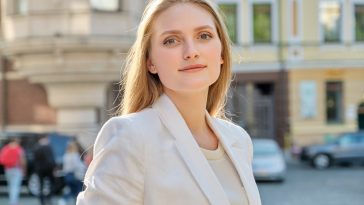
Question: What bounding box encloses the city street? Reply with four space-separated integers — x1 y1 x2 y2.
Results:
1 161 363 205
258 161 364 205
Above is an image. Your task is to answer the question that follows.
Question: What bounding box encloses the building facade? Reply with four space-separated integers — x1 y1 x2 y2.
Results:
217 0 364 147
0 0 144 146
1 0 364 148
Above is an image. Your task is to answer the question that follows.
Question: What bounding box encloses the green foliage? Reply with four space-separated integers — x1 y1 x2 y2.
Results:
355 5 364 41
253 4 272 43
219 4 237 43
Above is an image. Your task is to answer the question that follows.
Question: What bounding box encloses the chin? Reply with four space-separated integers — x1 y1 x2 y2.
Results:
176 82 216 93
163 76 219 94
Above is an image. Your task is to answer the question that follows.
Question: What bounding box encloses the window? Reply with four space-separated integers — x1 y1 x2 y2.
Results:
90 0 121 12
338 134 355 146
252 3 272 43
299 81 317 119
354 4 364 42
10 0 27 15
326 82 343 123
219 3 238 43
292 0 298 37
320 1 342 43
288 0 302 42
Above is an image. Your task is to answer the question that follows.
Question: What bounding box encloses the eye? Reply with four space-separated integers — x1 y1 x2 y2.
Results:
199 32 213 40
163 37 179 46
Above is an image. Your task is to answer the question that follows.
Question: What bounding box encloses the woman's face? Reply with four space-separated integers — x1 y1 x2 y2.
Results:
148 3 223 95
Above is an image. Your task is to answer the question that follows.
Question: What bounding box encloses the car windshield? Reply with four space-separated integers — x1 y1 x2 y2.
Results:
253 141 280 156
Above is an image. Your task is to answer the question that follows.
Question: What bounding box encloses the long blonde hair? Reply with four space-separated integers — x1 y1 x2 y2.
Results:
119 0 232 117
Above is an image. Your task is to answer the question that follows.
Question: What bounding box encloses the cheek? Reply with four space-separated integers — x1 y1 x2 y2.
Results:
152 47 179 69
207 42 223 82
204 42 223 71
204 40 222 61
151 48 179 85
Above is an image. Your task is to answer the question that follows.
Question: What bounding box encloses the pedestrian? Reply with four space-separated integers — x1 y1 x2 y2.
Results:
77 0 261 205
58 141 85 205
33 136 56 205
0 138 26 205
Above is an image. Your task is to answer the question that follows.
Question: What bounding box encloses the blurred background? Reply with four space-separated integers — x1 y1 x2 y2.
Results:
0 0 363 205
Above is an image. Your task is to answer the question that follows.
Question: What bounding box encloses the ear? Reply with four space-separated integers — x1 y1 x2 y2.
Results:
220 57 224 65
147 59 158 74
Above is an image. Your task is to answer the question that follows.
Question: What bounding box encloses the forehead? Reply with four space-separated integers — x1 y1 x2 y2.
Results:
151 3 217 35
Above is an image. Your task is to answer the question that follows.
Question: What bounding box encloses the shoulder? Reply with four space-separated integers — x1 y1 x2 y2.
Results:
105 108 160 130
212 118 253 149
212 117 251 140
84 109 158 182
94 108 161 154
99 108 161 140
0 145 9 152
212 117 254 161
33 145 42 153
15 145 24 154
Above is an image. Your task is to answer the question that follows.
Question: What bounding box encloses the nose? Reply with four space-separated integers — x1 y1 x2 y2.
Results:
183 40 200 60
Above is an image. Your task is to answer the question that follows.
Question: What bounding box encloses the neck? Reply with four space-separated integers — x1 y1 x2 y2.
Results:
164 89 208 136
164 89 218 150
9 142 18 147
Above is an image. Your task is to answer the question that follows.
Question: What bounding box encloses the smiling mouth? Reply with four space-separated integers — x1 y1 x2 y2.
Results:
179 64 207 72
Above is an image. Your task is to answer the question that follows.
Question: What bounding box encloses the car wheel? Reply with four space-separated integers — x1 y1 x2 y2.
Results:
27 173 51 196
312 153 331 169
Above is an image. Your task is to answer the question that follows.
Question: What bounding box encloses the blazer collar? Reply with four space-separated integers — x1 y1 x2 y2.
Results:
153 94 260 205
206 114 260 205
152 94 230 205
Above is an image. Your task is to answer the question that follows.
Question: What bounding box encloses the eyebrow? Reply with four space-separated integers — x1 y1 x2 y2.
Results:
160 25 214 36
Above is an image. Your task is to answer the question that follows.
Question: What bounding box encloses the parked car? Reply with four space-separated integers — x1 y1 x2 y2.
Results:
0 132 76 196
300 131 364 169
252 139 286 182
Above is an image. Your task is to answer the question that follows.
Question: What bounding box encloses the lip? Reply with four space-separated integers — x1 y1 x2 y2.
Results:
179 64 207 72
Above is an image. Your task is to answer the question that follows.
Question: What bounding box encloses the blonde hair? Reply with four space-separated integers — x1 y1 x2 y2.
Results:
119 0 232 117
66 141 79 153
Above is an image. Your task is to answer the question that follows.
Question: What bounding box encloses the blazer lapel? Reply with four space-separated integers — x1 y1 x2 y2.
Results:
152 94 230 205
206 113 261 205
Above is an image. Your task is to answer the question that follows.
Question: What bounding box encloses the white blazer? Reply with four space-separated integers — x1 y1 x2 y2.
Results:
77 94 261 205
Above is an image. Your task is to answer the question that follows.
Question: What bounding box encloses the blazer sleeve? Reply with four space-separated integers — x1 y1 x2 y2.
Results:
244 129 254 165
77 117 145 205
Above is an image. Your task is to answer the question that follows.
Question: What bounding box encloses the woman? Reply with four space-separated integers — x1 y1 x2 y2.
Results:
61 141 85 204
77 0 261 204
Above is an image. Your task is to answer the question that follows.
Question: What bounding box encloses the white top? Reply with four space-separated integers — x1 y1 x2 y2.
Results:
63 152 86 180
201 144 249 205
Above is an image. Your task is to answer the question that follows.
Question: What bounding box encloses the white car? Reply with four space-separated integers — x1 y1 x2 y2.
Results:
252 139 286 182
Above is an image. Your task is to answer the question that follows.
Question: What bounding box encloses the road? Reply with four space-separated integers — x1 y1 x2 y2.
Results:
258 161 364 205
1 161 363 205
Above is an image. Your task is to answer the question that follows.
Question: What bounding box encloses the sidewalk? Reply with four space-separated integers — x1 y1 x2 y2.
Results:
0 195 39 205
0 182 76 205
0 194 75 205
